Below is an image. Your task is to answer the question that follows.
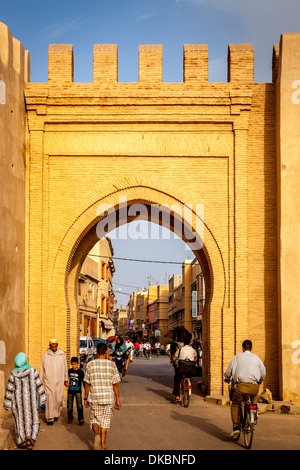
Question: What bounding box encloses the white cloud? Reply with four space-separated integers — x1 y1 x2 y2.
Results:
39 16 92 41
179 0 300 81
182 0 300 41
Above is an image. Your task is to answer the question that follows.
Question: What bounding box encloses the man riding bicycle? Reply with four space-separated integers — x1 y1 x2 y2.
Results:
172 337 197 401
144 340 151 359
224 340 266 440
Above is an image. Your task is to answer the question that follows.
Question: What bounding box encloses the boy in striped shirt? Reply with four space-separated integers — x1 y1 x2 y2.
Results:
84 342 121 450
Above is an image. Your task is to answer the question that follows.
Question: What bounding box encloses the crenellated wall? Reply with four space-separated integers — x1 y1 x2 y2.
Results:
0 22 29 419
43 41 257 86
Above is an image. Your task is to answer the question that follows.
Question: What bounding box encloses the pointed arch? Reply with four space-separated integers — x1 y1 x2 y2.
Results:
50 181 226 394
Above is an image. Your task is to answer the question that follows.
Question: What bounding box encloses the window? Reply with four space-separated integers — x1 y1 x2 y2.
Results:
101 262 106 280
101 295 105 314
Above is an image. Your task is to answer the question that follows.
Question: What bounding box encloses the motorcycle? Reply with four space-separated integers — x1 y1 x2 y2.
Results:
111 348 130 378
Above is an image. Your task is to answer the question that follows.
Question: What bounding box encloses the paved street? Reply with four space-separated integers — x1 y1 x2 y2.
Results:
7 355 300 451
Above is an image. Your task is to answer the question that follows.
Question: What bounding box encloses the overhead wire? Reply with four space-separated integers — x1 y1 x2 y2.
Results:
85 254 199 304
88 253 186 265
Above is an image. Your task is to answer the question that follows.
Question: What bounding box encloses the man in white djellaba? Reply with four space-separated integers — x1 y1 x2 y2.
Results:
40 339 68 425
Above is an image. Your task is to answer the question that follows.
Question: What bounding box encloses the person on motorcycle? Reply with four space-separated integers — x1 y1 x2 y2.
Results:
109 336 130 374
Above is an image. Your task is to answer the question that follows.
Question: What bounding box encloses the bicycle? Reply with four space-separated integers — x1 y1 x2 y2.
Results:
144 348 150 360
179 374 192 407
227 379 258 449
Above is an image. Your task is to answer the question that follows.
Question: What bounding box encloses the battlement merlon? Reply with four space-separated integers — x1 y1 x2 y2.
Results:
46 42 278 86
94 44 118 83
0 22 30 82
139 45 163 83
272 43 280 83
48 44 74 84
183 44 208 83
227 44 254 83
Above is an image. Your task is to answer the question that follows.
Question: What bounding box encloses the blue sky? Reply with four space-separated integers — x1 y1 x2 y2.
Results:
2 0 300 307
2 0 300 84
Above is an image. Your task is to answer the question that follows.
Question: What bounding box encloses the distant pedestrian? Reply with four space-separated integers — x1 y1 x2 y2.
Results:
170 340 179 362
192 338 202 366
155 341 161 357
3 352 46 449
134 341 140 357
39 339 68 425
67 357 85 425
84 342 121 450
126 338 134 363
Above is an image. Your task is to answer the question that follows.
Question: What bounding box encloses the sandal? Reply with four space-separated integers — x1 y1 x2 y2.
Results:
26 437 34 449
18 442 27 449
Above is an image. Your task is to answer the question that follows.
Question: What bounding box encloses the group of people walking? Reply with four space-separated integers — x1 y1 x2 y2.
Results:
3 335 266 450
3 338 121 450
133 339 153 358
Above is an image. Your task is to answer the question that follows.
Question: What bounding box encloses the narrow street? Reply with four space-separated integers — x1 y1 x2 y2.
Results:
7 355 300 451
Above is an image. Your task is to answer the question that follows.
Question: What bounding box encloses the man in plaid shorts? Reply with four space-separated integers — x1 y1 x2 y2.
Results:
84 342 121 450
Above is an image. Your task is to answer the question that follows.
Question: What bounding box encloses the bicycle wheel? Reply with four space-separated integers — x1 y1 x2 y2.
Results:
182 378 190 408
243 408 254 449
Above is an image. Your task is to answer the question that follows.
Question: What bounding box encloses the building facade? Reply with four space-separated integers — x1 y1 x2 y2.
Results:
190 258 205 342
113 306 127 336
168 262 195 341
78 256 99 337
127 290 148 339
148 286 169 342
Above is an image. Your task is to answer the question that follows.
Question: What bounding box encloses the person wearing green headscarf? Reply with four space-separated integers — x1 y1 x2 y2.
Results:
11 352 33 373
3 352 46 449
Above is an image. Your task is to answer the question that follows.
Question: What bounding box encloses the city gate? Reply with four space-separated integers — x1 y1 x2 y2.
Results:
1 22 300 401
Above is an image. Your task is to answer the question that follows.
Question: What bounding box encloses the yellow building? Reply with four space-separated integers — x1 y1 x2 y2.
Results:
148 285 170 344
78 256 99 337
190 258 205 342
127 290 148 338
113 306 127 337
168 261 194 341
